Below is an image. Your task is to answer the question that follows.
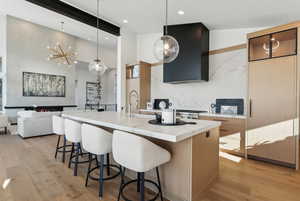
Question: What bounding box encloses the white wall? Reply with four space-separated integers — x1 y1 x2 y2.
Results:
74 61 117 109
75 38 117 68
5 15 117 109
136 27 267 112
210 27 268 50
0 14 7 109
75 38 118 107
117 28 137 111
6 15 77 106
74 61 96 109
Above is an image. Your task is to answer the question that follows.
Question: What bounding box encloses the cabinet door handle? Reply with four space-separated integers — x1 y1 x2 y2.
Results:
249 99 252 118
213 119 228 122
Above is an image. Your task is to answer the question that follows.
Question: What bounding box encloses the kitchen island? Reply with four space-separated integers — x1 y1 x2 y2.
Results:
62 111 221 201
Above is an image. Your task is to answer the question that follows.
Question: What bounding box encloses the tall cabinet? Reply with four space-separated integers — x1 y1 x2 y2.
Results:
247 22 300 168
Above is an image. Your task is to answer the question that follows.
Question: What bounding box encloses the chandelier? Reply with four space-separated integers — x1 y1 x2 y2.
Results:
47 22 78 66
89 0 108 75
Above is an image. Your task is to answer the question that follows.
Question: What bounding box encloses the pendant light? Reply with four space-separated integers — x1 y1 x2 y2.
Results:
89 0 108 75
153 0 179 63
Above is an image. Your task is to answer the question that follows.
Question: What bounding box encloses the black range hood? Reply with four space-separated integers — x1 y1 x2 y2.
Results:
163 23 209 83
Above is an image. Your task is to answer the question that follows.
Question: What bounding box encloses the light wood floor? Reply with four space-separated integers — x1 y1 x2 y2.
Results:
0 135 300 201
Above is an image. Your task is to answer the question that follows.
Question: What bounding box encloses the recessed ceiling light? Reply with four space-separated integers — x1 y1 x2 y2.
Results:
123 19 128 23
105 37 109 40
177 10 185 15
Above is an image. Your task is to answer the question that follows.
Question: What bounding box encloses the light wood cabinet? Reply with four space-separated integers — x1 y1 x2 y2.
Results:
247 23 300 168
126 61 151 110
199 116 246 156
249 28 297 61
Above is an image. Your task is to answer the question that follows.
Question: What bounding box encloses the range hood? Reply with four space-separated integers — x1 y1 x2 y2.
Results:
163 23 209 83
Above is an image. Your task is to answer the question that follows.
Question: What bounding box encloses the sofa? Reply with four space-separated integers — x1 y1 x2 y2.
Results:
17 111 61 138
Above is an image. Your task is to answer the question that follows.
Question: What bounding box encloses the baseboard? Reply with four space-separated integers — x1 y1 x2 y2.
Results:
18 133 55 139
247 154 296 169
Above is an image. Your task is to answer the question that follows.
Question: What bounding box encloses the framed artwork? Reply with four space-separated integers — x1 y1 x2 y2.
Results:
86 82 99 105
23 72 66 97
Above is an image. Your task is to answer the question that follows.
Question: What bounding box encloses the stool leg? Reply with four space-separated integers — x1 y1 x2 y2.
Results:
62 136 66 163
78 143 83 155
106 153 110 176
140 172 145 201
55 135 61 159
68 143 74 168
99 154 105 199
95 155 99 166
156 167 164 201
4 127 7 135
137 172 140 192
117 167 125 201
74 143 80 176
85 153 92 187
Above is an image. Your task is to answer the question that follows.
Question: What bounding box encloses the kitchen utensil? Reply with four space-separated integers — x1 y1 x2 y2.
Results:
153 99 171 110
155 113 162 123
161 109 176 124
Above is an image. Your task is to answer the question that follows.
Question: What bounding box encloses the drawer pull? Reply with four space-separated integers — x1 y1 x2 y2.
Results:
249 99 252 118
213 119 228 122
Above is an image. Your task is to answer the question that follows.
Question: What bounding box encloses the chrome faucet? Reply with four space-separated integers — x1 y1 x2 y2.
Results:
128 89 139 117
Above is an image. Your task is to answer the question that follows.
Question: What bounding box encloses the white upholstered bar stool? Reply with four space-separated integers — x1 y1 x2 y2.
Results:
112 130 171 201
52 115 72 163
81 124 121 199
64 119 90 176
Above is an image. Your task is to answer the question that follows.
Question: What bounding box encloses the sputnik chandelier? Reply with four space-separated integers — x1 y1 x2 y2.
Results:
47 22 78 66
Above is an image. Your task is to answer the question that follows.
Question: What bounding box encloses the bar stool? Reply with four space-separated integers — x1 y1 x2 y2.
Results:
52 115 72 163
81 123 121 199
64 119 90 176
112 130 171 201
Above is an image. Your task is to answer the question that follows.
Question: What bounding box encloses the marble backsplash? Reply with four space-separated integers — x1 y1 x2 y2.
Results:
150 49 248 113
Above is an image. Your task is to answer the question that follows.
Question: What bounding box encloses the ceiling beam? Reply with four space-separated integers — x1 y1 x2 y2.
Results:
25 0 120 36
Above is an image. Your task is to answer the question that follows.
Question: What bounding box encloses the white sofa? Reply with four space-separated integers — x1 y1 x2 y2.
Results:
17 111 61 138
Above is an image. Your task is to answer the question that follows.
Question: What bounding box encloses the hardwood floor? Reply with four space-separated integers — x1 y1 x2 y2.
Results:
0 135 300 201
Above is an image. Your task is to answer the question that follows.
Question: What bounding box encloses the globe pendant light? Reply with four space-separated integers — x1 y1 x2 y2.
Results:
89 0 108 75
154 0 179 63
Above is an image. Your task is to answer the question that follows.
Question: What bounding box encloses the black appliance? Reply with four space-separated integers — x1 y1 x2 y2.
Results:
153 99 171 110
215 99 244 115
163 23 209 83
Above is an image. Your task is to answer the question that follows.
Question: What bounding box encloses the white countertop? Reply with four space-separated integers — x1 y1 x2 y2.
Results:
139 109 246 119
62 111 221 143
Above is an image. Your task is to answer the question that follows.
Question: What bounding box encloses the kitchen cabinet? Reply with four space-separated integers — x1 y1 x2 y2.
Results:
249 28 297 61
199 116 246 157
247 23 300 168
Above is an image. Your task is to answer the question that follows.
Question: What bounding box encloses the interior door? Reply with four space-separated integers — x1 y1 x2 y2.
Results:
247 56 297 167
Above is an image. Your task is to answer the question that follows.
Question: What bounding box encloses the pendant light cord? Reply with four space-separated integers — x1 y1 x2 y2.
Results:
96 0 99 61
165 0 168 35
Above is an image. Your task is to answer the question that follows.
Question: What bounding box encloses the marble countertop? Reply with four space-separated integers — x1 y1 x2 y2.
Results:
139 109 247 119
62 111 221 143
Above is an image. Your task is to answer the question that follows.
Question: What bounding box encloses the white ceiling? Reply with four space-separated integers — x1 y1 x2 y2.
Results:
1 0 300 42
64 0 300 33
0 0 118 49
